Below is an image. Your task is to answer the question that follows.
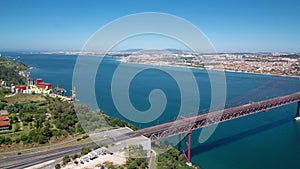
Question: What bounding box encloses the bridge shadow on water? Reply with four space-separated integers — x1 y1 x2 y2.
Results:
190 117 294 155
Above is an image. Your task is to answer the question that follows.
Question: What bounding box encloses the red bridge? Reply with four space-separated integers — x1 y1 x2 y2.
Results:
134 91 300 164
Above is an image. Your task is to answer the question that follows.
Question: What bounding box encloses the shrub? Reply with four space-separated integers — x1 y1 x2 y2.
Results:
38 135 48 144
15 137 21 143
81 147 91 155
82 134 89 139
71 154 79 159
62 155 70 165
55 164 61 169
20 135 28 142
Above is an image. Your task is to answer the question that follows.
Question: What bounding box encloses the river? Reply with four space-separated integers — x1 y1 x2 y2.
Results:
3 52 300 169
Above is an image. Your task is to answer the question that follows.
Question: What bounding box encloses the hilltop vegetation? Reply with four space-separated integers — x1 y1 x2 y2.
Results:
0 95 84 146
0 57 28 71
0 66 27 85
0 57 28 85
0 91 138 149
153 142 196 169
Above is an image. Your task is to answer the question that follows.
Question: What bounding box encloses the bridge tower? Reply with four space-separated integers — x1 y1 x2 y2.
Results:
186 129 192 166
177 122 193 166
296 100 300 118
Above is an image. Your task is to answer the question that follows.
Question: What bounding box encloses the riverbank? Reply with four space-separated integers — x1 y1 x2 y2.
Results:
118 58 300 79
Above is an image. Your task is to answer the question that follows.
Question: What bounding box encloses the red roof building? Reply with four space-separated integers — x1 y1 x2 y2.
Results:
0 115 10 130
35 79 52 90
15 86 27 90
13 85 27 94
0 115 8 121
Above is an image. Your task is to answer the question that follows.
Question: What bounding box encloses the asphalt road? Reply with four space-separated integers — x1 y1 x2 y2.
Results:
0 128 144 169
0 142 97 169
149 150 156 169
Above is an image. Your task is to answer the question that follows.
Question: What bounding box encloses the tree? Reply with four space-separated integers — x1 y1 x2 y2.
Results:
0 136 12 145
15 137 21 143
35 114 46 128
0 136 5 145
20 134 28 143
38 135 48 144
9 114 18 124
62 155 71 165
81 147 91 155
75 122 84 134
71 153 79 159
0 102 6 110
55 164 61 169
14 123 20 132
41 125 52 138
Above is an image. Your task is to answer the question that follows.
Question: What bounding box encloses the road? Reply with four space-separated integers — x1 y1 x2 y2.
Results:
0 128 147 169
0 142 97 169
149 150 156 169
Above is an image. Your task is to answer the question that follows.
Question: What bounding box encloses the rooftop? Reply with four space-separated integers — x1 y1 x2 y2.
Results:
0 115 9 121
0 120 10 127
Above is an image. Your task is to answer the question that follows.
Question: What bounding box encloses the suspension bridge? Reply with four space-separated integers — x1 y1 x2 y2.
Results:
134 88 300 165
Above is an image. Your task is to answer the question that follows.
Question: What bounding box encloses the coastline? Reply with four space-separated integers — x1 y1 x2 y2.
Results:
118 59 300 79
18 52 299 79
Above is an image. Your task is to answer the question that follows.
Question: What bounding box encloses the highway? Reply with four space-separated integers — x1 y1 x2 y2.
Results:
0 142 97 169
0 128 143 169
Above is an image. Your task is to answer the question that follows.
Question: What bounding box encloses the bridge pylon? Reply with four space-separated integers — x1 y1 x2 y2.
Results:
296 100 300 118
186 129 192 166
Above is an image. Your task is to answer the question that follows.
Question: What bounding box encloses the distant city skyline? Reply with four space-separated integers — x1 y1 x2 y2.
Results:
0 0 300 52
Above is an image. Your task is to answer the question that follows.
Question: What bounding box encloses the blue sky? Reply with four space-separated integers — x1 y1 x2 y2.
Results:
0 0 299 52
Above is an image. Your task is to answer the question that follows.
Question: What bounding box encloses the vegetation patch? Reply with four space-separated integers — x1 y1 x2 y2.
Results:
0 57 28 85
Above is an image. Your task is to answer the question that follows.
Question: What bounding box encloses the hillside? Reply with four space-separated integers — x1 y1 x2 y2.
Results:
0 57 29 85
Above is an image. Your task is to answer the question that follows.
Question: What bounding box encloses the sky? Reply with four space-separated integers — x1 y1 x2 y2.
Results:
0 0 300 52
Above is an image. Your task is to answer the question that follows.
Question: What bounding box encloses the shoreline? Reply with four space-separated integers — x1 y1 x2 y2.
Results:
17 52 299 79
118 59 300 79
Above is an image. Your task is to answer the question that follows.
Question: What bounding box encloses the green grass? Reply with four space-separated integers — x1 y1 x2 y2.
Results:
0 129 13 135
0 57 28 71
22 125 30 133
5 94 46 104
154 151 159 169
0 123 29 138
0 124 16 135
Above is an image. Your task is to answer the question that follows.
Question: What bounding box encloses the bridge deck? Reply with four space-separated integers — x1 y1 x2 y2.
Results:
136 92 300 141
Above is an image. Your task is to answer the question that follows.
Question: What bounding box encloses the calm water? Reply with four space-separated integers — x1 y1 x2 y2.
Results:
4 52 300 169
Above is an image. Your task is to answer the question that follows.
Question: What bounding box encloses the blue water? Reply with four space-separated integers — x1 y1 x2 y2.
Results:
4 52 300 169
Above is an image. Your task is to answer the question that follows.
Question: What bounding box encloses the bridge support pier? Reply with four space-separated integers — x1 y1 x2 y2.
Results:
296 101 300 118
186 130 192 166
